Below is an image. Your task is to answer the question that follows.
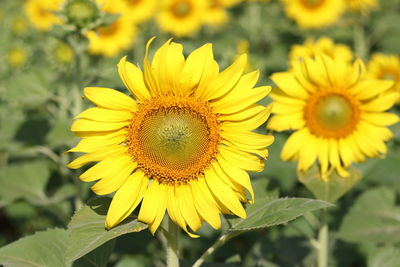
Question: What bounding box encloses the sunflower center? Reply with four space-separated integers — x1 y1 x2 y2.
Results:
301 0 324 8
126 96 220 185
98 21 119 37
304 91 360 138
172 1 191 18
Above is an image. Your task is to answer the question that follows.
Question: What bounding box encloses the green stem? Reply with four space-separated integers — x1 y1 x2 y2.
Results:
317 210 328 267
166 218 180 267
193 231 241 267
353 17 369 60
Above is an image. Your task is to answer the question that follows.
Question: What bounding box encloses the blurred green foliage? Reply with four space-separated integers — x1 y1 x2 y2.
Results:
1 0 400 266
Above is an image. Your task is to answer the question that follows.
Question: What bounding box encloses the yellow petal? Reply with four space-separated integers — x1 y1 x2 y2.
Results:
202 54 247 101
177 185 202 232
219 146 264 172
361 91 399 112
71 119 128 132
143 37 161 96
67 145 127 169
180 43 213 96
361 112 399 126
80 153 133 182
221 104 271 131
84 87 137 111
271 72 309 99
221 131 274 149
91 161 137 195
204 168 246 218
148 183 168 235
75 107 133 122
281 129 308 161
218 104 266 121
339 138 355 167
105 171 148 228
68 133 126 153
267 113 305 131
351 80 394 100
118 56 151 101
298 134 319 172
190 180 221 230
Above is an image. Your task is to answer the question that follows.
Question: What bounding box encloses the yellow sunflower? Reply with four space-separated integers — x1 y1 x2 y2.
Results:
281 0 345 29
123 0 157 23
6 47 28 68
68 38 273 237
290 37 353 62
203 0 239 26
156 0 207 37
368 53 400 104
24 0 63 31
267 54 399 179
346 0 378 12
86 0 137 58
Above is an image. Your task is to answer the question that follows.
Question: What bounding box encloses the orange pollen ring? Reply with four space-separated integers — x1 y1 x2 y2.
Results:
304 90 360 139
125 96 220 185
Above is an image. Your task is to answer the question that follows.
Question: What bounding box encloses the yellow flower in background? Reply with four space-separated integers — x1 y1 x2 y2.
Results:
290 37 353 62
12 17 29 35
281 0 345 29
24 0 63 31
86 16 137 57
368 53 400 103
123 0 158 23
346 0 378 12
86 0 137 57
6 47 28 68
156 0 207 37
267 55 399 179
203 0 229 26
51 41 74 65
68 38 273 236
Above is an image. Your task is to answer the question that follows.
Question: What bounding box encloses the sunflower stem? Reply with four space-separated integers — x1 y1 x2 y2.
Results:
353 16 369 60
166 217 180 267
317 209 329 267
193 231 241 267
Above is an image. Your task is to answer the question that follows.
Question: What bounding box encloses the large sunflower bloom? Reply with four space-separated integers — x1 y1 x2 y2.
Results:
367 53 400 104
156 0 207 37
267 55 399 179
68 38 273 237
281 0 345 29
289 37 353 62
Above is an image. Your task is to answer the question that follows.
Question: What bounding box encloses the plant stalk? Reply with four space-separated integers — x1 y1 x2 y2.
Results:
166 218 180 267
317 210 328 267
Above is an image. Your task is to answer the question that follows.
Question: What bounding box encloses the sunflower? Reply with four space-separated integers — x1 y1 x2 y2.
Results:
24 0 63 31
6 47 28 68
290 37 353 62
346 0 378 12
156 0 207 37
368 53 400 104
267 54 399 179
68 38 273 236
281 0 345 29
86 0 137 58
203 0 239 26
123 0 157 23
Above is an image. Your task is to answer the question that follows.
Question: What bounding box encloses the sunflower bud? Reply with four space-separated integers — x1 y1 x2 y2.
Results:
64 0 99 27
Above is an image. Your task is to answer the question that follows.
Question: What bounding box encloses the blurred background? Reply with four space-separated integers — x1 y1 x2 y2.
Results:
0 0 400 266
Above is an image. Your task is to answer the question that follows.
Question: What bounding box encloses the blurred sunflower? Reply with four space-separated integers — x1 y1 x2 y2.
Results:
156 0 207 37
48 40 74 67
346 0 378 12
86 0 137 57
267 55 399 179
281 0 345 29
24 0 63 31
68 38 273 236
123 0 157 23
6 47 29 68
203 0 237 26
290 37 353 62
368 53 400 103
12 17 29 36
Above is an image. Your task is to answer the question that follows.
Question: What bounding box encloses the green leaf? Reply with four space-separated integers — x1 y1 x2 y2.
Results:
0 228 69 267
72 240 116 267
338 187 400 244
298 164 361 203
0 160 50 207
367 246 400 267
66 197 147 265
226 197 332 232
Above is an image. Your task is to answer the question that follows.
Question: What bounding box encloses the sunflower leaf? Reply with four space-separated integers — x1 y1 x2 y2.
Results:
297 164 361 203
65 197 147 265
338 187 400 244
367 246 400 267
0 228 69 267
226 197 332 232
